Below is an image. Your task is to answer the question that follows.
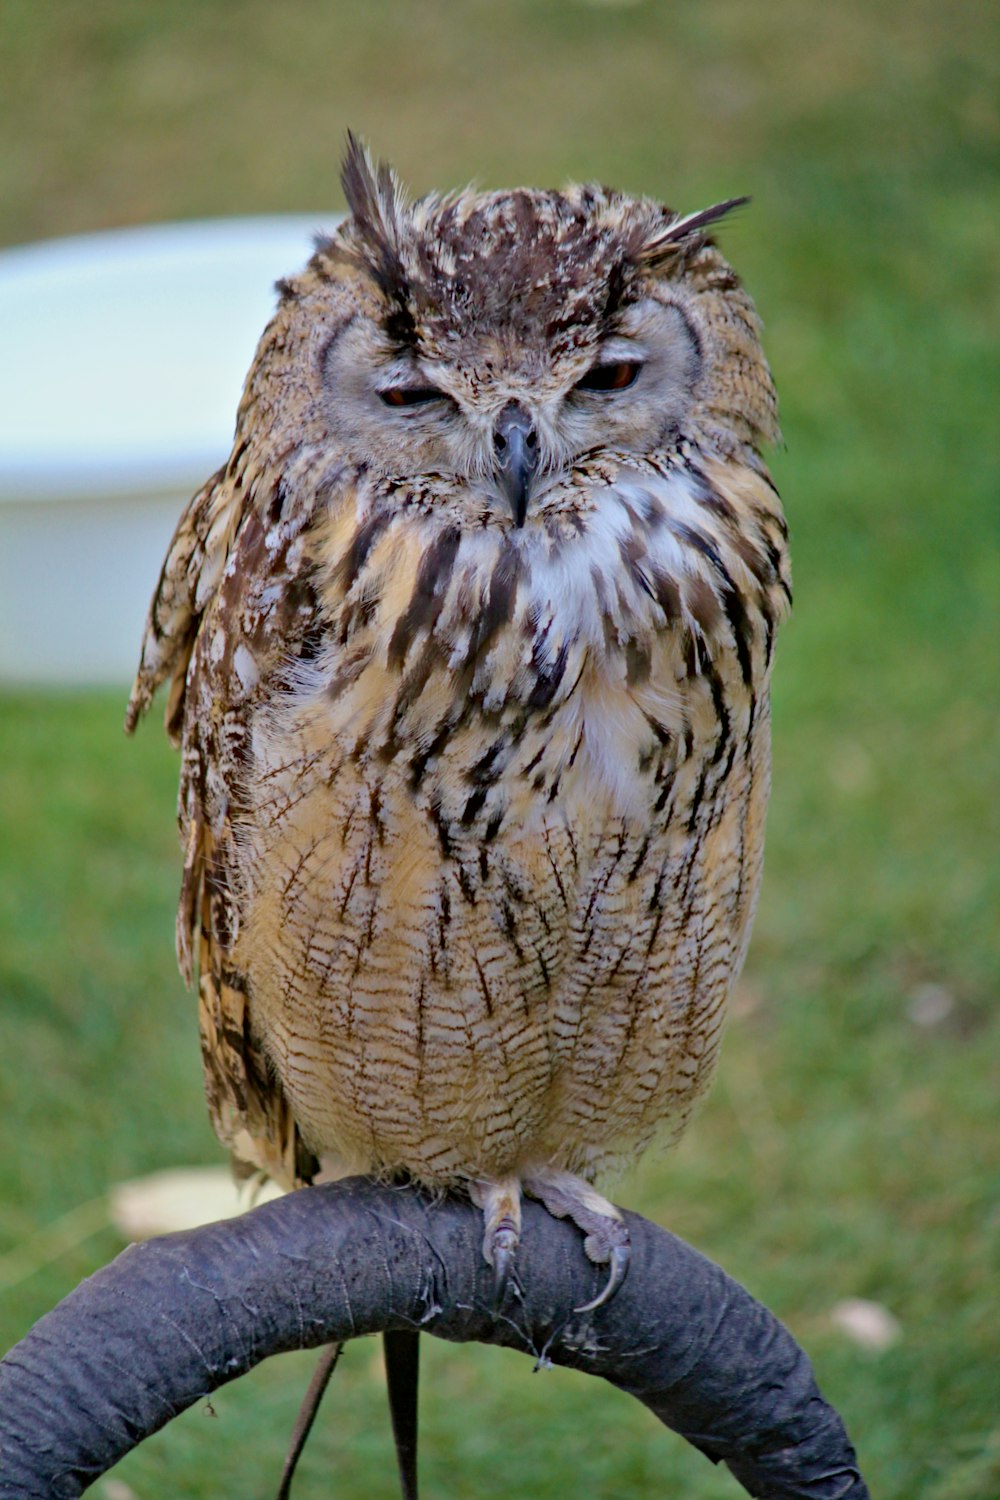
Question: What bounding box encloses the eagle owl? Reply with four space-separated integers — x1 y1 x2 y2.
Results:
127 137 790 1311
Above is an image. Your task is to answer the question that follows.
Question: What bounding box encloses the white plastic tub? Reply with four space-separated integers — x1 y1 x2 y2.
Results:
0 216 338 684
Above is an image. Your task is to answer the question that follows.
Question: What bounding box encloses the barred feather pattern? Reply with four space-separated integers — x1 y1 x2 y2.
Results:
128 144 790 1198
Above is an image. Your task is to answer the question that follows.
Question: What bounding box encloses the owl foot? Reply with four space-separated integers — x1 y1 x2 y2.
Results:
469 1176 522 1308
524 1168 631 1312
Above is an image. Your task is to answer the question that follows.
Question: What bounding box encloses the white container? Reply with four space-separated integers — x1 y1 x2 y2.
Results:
0 216 338 685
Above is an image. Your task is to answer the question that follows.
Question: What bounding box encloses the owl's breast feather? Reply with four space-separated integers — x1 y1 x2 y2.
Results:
233 456 785 1179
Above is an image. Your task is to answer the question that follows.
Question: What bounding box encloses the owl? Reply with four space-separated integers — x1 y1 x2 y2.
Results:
127 136 790 1317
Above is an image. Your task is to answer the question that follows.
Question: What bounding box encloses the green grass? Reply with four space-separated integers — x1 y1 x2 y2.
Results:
1 2 998 1496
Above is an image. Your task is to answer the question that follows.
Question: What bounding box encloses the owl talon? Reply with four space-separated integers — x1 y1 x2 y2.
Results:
523 1168 631 1311
491 1220 519 1309
470 1178 523 1311
574 1240 631 1313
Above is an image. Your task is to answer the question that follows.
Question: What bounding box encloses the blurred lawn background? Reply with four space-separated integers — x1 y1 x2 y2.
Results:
1 2 997 1496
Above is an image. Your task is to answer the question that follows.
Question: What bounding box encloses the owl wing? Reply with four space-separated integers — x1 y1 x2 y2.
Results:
127 465 322 1187
125 466 239 744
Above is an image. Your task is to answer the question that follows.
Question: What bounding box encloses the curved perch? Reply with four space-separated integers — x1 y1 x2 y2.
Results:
0 1177 868 1498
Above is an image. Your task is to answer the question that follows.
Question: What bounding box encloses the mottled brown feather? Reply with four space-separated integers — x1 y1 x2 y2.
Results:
128 146 790 1203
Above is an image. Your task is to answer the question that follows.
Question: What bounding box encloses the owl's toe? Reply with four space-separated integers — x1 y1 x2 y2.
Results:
469 1176 522 1309
575 1225 631 1311
523 1167 631 1311
490 1220 519 1309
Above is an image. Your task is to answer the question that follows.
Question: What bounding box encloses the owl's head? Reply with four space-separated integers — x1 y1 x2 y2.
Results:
241 136 778 530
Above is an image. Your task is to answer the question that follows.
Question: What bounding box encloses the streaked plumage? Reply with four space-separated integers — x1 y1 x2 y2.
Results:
127 138 790 1297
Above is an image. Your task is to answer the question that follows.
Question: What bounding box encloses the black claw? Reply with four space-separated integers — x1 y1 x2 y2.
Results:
491 1220 519 1311
574 1240 632 1314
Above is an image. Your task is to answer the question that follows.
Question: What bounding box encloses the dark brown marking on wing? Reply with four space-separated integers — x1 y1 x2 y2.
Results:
685 764 710 835
716 579 755 687
705 666 732 766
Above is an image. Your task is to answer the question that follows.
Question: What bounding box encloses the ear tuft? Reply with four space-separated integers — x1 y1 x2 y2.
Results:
639 196 750 268
340 132 414 323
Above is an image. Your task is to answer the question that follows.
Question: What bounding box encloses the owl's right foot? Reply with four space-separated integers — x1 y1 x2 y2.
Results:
470 1171 630 1313
524 1168 631 1311
469 1176 522 1309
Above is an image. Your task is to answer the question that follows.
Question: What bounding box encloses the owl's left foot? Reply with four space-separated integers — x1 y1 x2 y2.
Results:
471 1170 630 1313
524 1168 631 1312
469 1176 522 1309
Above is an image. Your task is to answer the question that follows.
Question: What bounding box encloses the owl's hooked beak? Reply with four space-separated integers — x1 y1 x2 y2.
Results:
494 402 540 527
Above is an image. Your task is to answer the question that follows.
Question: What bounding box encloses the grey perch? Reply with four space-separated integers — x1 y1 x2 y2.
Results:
0 1178 868 1498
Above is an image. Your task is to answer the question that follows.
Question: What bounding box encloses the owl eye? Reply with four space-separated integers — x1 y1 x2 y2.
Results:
379 385 447 407
574 360 643 393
